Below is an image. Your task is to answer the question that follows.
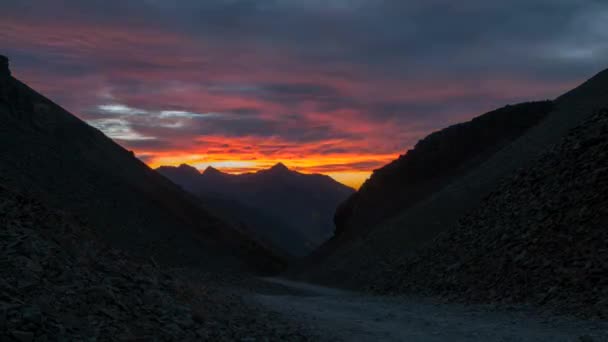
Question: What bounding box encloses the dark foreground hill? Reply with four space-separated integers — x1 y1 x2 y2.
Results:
302 67 608 290
0 56 282 272
0 183 309 340
158 163 355 256
372 109 608 318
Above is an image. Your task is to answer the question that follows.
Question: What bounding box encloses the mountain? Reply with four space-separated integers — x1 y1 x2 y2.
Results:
334 101 554 239
0 55 283 273
301 67 608 289
371 108 608 318
157 163 355 256
197 191 310 258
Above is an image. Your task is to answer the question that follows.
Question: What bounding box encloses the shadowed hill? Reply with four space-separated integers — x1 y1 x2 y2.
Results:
158 163 355 256
302 67 608 287
0 56 283 273
372 109 608 318
334 101 554 239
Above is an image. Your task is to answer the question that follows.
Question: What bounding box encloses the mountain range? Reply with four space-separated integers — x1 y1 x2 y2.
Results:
157 163 355 256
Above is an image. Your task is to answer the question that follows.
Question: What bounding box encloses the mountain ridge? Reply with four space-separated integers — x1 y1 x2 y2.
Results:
334 101 554 239
157 162 355 256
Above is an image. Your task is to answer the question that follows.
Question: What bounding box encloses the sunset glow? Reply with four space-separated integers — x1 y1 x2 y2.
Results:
2 2 599 188
145 149 398 189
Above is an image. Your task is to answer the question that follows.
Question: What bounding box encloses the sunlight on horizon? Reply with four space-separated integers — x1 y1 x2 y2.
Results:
146 156 378 189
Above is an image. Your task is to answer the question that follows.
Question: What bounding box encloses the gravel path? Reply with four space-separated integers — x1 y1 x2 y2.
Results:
253 278 608 342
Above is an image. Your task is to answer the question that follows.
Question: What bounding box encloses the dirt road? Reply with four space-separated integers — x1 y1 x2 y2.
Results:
253 278 608 341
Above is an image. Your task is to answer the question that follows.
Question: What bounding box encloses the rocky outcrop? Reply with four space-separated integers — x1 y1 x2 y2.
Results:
372 109 608 318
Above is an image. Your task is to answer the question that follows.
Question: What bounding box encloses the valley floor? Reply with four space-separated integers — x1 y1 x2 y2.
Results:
252 278 608 342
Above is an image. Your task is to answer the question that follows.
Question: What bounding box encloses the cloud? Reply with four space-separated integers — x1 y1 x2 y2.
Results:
159 110 218 118
2 0 607 187
87 118 156 141
98 104 148 116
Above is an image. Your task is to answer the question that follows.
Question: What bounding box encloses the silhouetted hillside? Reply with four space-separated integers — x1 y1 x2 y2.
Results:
158 163 355 256
0 56 283 272
334 101 554 238
302 67 608 289
372 109 608 318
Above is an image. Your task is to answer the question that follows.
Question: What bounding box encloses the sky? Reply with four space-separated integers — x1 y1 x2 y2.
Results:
1 0 607 188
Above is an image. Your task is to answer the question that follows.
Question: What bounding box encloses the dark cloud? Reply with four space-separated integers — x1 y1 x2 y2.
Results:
168 112 352 143
7 0 606 77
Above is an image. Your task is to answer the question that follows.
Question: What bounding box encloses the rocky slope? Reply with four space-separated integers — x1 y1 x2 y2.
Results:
0 56 283 272
301 67 608 289
158 163 355 256
334 101 554 239
371 109 608 318
0 183 310 341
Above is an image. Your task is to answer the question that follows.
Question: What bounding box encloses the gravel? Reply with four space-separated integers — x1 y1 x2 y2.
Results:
371 109 608 319
0 184 311 341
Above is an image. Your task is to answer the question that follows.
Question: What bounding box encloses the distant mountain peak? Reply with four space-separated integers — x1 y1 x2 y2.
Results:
168 163 200 176
203 165 224 176
177 163 198 171
268 162 290 173
156 164 200 178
